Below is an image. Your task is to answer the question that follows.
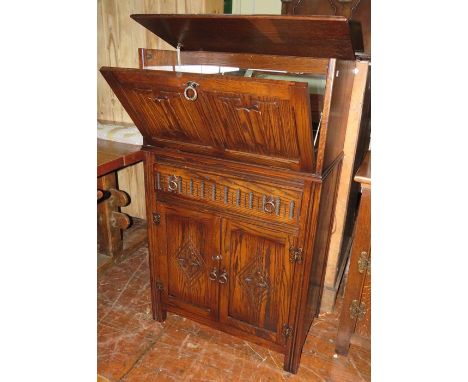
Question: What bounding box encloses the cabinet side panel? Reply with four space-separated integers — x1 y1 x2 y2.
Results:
317 60 356 174
303 161 342 340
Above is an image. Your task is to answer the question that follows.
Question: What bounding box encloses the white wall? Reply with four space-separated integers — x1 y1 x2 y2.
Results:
232 0 282 14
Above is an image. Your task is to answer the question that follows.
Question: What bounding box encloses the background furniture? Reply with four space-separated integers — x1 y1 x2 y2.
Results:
336 150 371 354
97 139 144 267
101 14 367 373
281 0 370 57
281 0 371 313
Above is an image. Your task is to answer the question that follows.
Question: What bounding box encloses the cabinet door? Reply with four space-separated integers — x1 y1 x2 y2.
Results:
156 204 220 320
219 219 296 346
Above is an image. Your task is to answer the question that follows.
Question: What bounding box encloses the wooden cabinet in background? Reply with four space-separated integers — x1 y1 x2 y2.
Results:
101 14 367 373
281 0 371 57
336 151 371 354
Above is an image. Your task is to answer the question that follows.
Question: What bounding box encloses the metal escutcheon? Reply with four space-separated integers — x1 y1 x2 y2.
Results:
184 81 199 101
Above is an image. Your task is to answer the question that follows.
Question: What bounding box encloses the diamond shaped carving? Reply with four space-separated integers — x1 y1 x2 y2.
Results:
238 255 270 307
174 239 205 285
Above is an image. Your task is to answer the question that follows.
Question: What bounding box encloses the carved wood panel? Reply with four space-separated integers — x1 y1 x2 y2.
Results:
154 163 303 225
219 219 296 346
205 93 300 159
129 86 214 147
156 204 220 319
100 67 314 170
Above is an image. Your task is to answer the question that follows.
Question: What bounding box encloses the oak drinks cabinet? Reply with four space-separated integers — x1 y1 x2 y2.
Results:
100 14 365 373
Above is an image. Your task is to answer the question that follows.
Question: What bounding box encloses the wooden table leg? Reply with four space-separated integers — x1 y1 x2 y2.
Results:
97 172 131 257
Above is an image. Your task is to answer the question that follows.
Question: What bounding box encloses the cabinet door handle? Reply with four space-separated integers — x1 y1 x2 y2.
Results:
209 268 218 281
218 269 228 284
184 81 199 101
168 175 179 192
263 196 277 214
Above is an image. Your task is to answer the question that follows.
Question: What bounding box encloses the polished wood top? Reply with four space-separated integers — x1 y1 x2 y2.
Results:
130 14 362 60
354 150 371 186
97 139 143 177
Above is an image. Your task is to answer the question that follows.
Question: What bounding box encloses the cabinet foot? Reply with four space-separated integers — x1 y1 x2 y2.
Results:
335 341 350 356
152 304 167 322
283 352 300 374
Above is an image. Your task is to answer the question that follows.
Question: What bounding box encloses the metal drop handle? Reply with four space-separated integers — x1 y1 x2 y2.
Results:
209 268 218 281
264 197 276 214
184 81 199 101
168 175 179 192
218 269 228 284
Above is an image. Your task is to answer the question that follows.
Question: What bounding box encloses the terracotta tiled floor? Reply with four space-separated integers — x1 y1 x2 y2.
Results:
98 244 370 381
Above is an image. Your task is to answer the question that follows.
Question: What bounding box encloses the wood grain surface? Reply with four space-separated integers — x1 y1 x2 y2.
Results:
335 153 371 355
131 14 361 59
322 61 370 312
100 66 315 171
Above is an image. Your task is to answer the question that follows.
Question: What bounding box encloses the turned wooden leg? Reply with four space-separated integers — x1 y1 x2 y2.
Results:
97 172 131 257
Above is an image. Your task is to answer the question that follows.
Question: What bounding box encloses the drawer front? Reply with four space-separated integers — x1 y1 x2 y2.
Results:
153 163 303 225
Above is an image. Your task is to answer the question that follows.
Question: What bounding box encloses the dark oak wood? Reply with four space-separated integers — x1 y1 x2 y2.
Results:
97 138 144 257
97 173 122 256
97 138 144 177
131 14 362 60
220 219 296 348
336 150 371 355
155 204 220 321
100 67 315 171
100 13 367 374
281 0 370 57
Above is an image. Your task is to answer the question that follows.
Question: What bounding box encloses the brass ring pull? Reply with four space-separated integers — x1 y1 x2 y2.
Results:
218 269 228 284
209 268 218 281
264 198 276 214
168 176 179 192
184 81 199 101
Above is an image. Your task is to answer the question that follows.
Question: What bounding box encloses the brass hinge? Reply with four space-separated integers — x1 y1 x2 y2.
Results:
155 281 164 292
358 251 371 274
282 324 294 338
289 247 303 264
152 213 161 225
350 300 366 321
